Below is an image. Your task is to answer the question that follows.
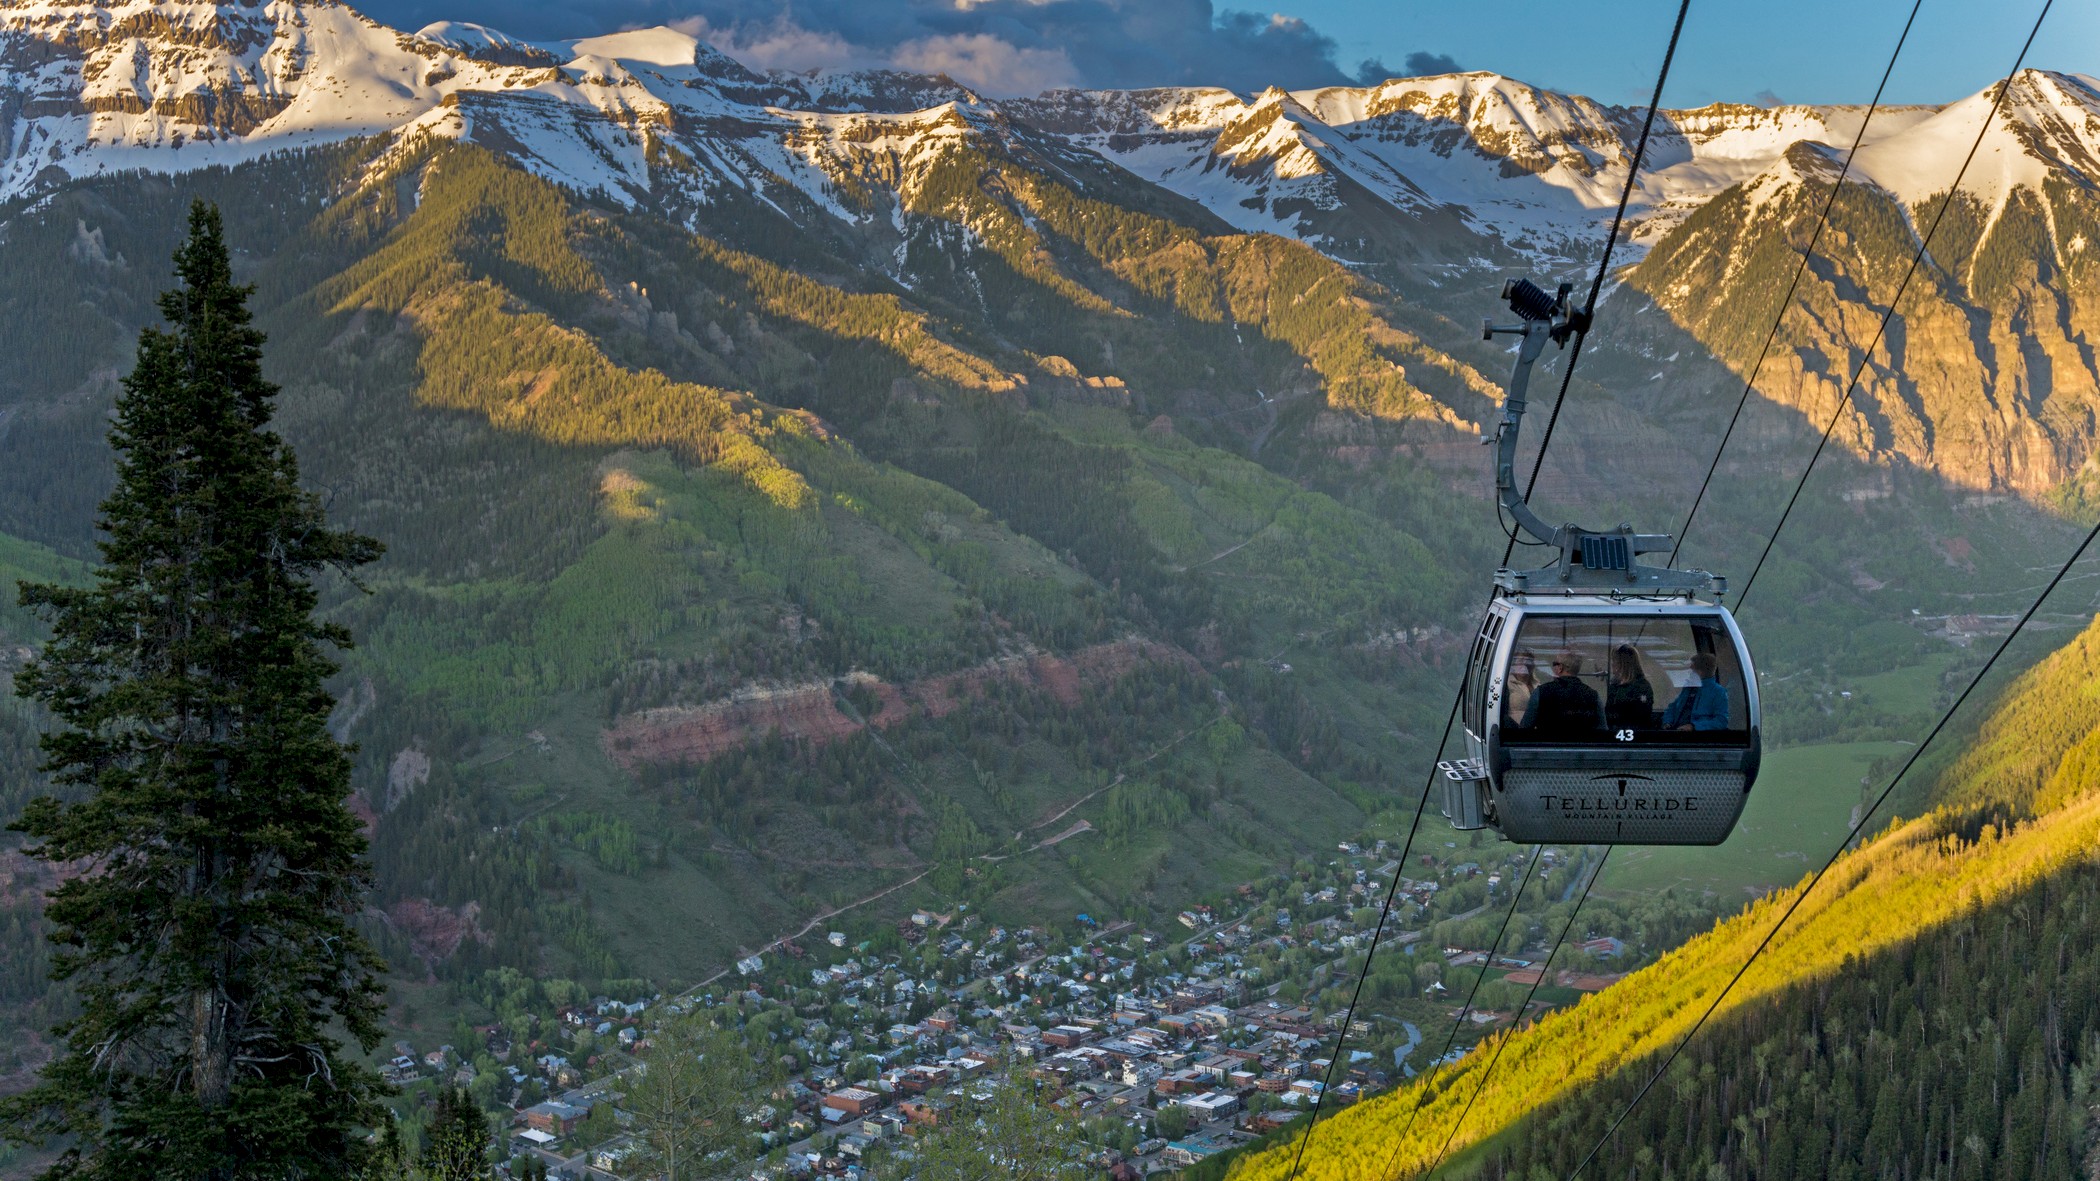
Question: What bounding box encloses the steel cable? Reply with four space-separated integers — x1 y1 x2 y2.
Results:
1401 19 1922 1163
1561 19 2059 1171
1735 0 2053 608
1374 845 1545 1181
1276 2 1693 1175
1531 6 2064 1176
1419 847 1612 1179
1516 0 1691 515
1666 0 1925 568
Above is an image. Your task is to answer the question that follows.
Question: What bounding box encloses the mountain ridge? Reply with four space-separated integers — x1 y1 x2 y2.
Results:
8 5 2095 507
4 0 2084 264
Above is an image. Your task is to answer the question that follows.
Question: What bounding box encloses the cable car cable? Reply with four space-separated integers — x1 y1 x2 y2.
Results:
1420 847 1612 1179
1529 15 2057 1172
1279 3 1692 1172
1420 22 1920 1152
1374 845 1545 1181
1378 5 2010 1170
1278 687 1465 1180
1734 0 2052 610
1514 0 1692 517
1283 452 1579 1176
1665 0 1924 568
1559 421 2098 1181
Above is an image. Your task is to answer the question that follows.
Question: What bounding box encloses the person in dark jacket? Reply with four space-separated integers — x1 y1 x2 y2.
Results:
1605 644 1655 731
1522 649 1604 736
1661 652 1732 731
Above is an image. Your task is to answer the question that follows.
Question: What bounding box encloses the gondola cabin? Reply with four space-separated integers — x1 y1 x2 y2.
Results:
1443 588 1760 845
1443 275 1763 846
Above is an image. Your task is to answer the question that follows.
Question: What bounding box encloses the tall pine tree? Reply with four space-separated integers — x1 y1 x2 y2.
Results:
2 202 388 1179
419 1087 490 1181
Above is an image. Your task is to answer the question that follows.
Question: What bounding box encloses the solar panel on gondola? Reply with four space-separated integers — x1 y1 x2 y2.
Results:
1437 280 1761 846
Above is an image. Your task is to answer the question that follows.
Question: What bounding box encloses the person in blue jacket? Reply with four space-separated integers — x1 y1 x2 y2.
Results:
1662 653 1731 731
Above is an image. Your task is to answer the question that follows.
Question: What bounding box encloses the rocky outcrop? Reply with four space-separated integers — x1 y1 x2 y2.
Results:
0 846 76 908
601 638 1185 769
1630 72 2100 495
385 897 490 967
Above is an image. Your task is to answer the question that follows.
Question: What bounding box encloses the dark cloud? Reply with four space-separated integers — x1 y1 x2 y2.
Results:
1351 58 1392 85
1353 51 1460 86
348 0 1454 96
1753 88 1785 108
1403 50 1462 76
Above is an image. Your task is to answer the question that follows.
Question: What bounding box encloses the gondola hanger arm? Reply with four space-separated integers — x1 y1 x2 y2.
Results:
1483 277 1711 594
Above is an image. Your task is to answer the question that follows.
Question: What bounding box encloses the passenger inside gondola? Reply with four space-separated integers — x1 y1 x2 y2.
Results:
1661 652 1730 731
1504 649 1539 726
1606 643 1655 730
1498 614 1750 745
1521 649 1604 736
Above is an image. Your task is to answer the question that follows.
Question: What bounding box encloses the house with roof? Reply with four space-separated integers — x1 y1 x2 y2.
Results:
523 1101 589 1136
1162 1140 1223 1167
822 1087 884 1119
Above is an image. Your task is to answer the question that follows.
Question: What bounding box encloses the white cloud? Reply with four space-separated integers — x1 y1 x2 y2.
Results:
668 15 878 73
889 34 1080 95
668 16 1077 97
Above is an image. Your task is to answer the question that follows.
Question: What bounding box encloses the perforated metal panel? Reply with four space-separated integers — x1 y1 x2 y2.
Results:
1495 769 1747 845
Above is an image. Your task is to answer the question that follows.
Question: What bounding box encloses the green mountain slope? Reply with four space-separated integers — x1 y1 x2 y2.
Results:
0 138 1479 1002
1446 839 2100 1180
0 91 2091 1035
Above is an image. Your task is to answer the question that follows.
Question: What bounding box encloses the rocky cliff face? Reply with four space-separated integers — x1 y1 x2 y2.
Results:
1629 71 2100 495
602 639 1183 770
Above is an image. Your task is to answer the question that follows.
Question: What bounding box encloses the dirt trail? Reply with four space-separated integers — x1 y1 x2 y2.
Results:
1018 716 1218 839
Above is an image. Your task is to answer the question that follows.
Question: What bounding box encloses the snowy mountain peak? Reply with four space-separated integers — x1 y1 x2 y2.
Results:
0 4 2094 280
1847 69 2100 208
412 20 556 67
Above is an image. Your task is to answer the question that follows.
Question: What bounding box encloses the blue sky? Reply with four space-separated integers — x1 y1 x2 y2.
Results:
356 0 2094 102
1288 0 2091 107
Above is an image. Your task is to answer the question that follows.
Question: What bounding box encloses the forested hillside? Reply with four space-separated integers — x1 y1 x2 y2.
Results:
0 135 1486 1023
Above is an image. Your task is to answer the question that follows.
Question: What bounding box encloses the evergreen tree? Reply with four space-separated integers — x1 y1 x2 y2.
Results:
419 1088 490 1181
875 1071 1087 1181
357 1116 419 1181
0 202 388 1179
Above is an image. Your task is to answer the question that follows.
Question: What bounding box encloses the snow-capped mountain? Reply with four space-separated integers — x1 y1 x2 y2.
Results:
0 0 974 211
1624 68 2100 495
3 1 2097 492
1008 76 1959 266
5 0 2091 273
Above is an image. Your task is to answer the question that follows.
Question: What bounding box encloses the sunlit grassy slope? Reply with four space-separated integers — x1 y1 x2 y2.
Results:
0 531 85 645
1227 612 2100 1180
